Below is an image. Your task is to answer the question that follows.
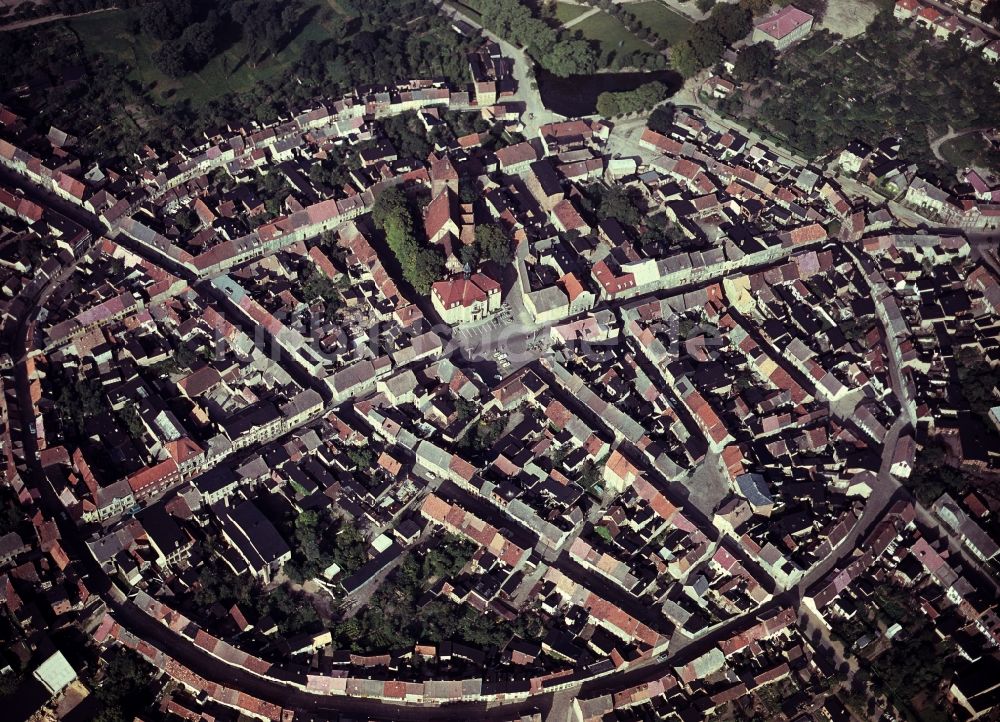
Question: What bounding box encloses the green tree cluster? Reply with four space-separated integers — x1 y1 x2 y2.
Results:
421 536 474 580
647 104 677 134
460 415 507 454
229 0 302 65
0 488 26 538
733 41 777 82
309 151 350 193
372 187 444 295
596 81 668 118
345 444 374 471
330 523 368 576
92 648 156 722
285 510 331 581
55 376 108 434
579 459 603 492
747 18 1000 178
956 350 1000 418
379 112 434 161
286 510 366 582
872 622 953 720
455 397 479 423
140 0 222 78
479 0 597 77
474 223 513 266
190 554 320 635
300 268 342 319
144 0 302 75
670 3 752 77
116 402 145 442
0 0 479 166
905 444 967 504
582 183 643 227
334 543 539 654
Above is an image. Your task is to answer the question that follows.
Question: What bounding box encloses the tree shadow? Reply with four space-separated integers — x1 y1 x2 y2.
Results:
273 3 321 58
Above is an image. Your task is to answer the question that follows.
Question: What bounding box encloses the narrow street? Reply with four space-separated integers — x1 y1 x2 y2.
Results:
2 7 995 718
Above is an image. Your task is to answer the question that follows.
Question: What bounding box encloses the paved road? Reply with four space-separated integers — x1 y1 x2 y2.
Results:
4 31 990 721
438 3 562 138
0 205 554 722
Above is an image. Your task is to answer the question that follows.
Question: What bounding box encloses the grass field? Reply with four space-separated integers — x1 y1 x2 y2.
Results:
940 133 990 170
554 2 589 24
629 1 692 45
67 0 348 108
570 10 652 61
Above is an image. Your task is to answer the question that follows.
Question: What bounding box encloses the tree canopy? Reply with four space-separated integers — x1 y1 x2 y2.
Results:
671 3 752 78
475 224 513 266
596 81 668 118
733 41 778 82
372 187 445 295
479 0 598 77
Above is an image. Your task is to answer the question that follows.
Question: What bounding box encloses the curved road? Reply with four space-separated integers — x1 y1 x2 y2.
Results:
0 170 918 721
0 72 963 722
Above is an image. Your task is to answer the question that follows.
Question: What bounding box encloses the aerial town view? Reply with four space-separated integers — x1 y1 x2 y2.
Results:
0 0 999 721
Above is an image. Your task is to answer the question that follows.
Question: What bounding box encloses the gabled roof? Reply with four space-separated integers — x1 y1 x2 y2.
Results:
424 188 460 240
432 273 500 309
755 5 813 39
495 141 539 169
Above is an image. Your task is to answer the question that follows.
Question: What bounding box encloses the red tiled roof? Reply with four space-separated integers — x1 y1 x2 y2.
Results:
755 5 813 39
165 437 203 465
431 273 499 309
128 458 179 495
592 260 636 296
789 223 827 244
639 128 683 155
552 198 588 231
424 188 459 241
918 5 941 21
495 141 538 169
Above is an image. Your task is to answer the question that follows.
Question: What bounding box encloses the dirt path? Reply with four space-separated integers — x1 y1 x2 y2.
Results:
0 6 114 31
562 5 599 29
929 125 990 164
